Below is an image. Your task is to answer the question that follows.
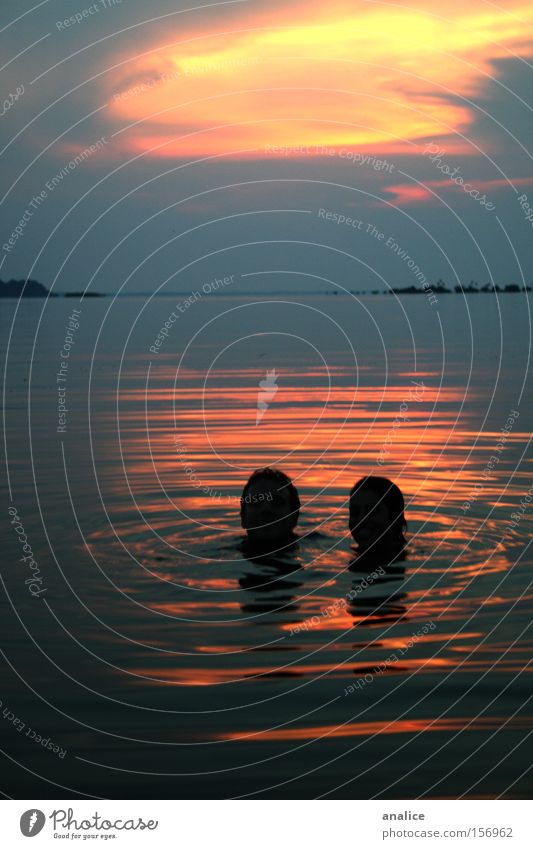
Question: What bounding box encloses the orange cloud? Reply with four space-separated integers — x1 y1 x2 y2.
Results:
104 0 533 158
384 176 533 205
384 183 435 204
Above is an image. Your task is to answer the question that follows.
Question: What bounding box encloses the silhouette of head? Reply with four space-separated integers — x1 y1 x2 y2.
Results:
349 476 407 553
241 467 300 546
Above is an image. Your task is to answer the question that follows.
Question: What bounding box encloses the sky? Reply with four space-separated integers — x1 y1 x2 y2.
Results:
1 0 533 293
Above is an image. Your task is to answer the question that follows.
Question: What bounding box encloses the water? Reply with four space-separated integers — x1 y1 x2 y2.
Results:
1 292 532 798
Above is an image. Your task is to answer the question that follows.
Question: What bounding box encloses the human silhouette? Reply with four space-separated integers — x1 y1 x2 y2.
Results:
348 475 407 572
238 467 303 617
240 467 300 554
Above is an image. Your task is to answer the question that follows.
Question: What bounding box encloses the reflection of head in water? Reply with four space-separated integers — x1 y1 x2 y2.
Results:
349 476 407 556
241 467 300 548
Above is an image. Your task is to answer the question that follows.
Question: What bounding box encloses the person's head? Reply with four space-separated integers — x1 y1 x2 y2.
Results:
349 476 407 553
240 467 300 547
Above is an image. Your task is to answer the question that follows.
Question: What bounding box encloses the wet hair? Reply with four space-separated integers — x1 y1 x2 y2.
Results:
240 467 300 529
349 475 407 544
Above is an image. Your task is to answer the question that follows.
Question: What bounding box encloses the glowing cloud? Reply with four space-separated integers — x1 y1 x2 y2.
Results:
104 0 533 158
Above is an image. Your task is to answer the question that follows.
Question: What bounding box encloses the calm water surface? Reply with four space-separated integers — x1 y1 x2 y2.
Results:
1 293 532 798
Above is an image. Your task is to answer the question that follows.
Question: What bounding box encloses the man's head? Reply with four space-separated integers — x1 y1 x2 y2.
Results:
349 476 406 552
241 467 300 547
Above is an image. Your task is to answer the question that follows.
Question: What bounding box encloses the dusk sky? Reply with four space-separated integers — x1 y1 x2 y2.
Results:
1 0 533 292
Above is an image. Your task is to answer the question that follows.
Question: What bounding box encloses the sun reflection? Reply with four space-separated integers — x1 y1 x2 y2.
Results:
219 715 533 742
114 366 510 516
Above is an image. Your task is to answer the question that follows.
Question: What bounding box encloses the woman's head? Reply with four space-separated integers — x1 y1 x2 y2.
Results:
349 476 406 552
241 467 300 546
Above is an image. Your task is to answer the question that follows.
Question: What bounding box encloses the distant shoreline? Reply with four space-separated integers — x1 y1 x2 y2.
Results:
0 279 105 298
1 278 531 298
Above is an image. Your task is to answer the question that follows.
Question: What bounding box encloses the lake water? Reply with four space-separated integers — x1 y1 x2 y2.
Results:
1 292 532 799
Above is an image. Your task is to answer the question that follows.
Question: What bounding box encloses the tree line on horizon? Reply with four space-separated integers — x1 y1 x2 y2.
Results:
1 277 531 297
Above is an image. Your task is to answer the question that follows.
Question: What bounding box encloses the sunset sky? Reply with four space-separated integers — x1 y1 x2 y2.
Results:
1 0 532 291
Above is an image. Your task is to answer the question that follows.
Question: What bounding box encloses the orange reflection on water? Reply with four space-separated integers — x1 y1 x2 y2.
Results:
114 366 503 516
220 715 533 742
128 661 350 685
